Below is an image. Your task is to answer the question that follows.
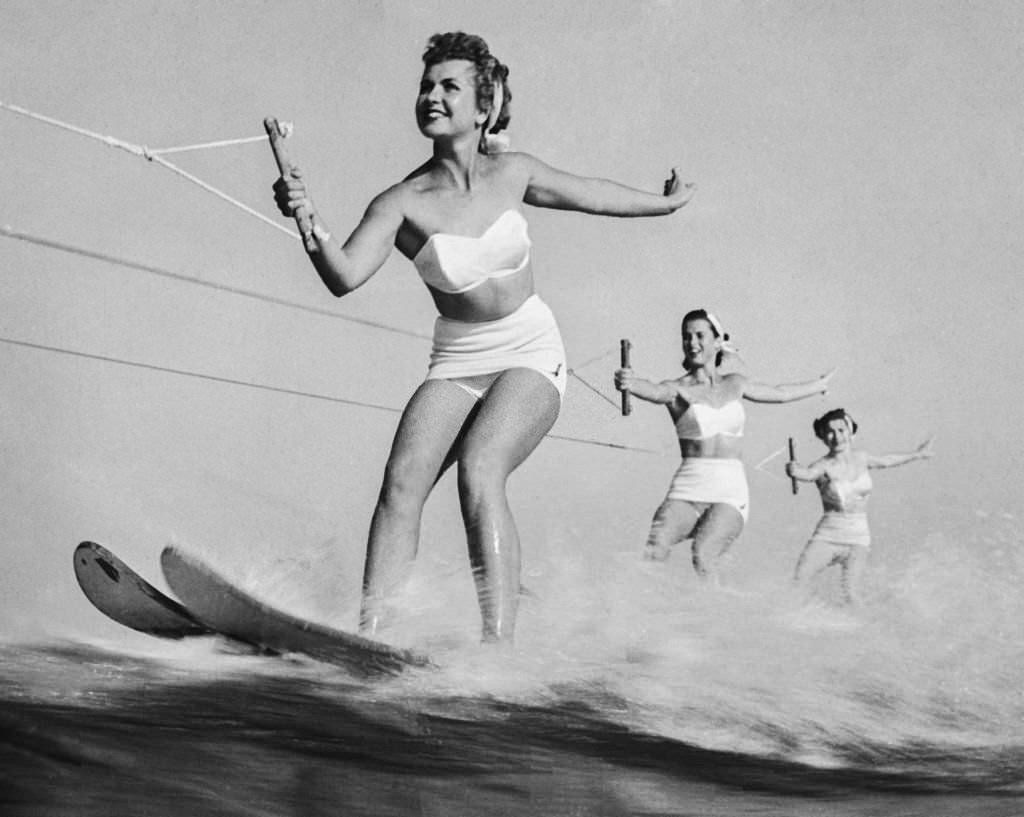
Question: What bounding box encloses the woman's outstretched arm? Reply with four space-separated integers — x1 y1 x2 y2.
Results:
866 436 936 469
743 368 836 404
520 154 696 216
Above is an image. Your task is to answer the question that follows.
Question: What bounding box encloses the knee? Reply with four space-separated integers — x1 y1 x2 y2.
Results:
377 457 431 510
457 449 508 505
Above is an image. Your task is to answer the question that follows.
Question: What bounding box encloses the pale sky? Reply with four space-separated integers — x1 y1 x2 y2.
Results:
3 1 1022 641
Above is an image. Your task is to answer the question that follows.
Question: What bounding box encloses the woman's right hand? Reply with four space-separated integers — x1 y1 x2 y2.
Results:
273 166 314 219
614 367 633 393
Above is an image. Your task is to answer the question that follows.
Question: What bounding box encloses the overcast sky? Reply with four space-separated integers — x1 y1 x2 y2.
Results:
3 1 1022 642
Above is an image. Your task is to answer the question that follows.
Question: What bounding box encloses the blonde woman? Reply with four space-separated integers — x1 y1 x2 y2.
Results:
273 32 695 642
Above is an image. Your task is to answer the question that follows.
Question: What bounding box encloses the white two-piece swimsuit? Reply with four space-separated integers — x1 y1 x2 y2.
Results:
666 398 750 521
412 209 567 400
809 469 873 548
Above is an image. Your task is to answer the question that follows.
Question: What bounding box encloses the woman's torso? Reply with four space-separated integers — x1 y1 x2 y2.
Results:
816 453 873 514
395 154 535 323
669 374 746 460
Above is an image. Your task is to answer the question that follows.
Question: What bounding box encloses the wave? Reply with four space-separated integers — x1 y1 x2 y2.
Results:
2 641 1022 817
5 510 1024 814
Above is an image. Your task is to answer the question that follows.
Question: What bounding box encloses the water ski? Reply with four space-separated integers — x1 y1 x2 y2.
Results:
160 545 431 677
73 541 211 638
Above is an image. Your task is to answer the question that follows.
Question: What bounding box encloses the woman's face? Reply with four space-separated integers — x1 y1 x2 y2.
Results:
681 318 721 369
416 59 486 140
822 418 853 453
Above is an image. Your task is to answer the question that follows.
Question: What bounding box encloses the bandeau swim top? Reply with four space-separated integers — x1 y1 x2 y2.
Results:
819 470 873 511
412 209 531 294
675 400 746 441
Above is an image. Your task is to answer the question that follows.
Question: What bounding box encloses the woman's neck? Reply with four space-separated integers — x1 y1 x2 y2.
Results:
430 133 484 191
828 447 856 464
686 364 717 386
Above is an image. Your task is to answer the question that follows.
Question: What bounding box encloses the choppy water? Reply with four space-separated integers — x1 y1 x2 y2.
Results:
5 509 1024 816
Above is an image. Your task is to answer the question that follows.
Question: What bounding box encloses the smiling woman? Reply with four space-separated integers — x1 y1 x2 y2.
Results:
786 409 935 605
615 309 834 584
271 31 696 644
416 36 510 156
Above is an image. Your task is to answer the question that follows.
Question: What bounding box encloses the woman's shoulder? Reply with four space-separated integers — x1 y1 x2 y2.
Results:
718 372 748 397
481 150 536 185
397 160 438 193
492 149 537 167
717 349 748 377
812 455 845 482
491 149 566 181
668 374 697 402
851 450 872 469
825 452 868 478
374 168 442 219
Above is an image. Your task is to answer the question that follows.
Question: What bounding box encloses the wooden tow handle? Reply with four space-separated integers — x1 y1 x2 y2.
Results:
788 436 798 495
263 117 318 253
620 338 632 417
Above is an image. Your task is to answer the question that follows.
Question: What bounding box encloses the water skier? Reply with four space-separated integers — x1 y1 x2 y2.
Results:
273 32 696 642
786 408 934 605
615 309 833 583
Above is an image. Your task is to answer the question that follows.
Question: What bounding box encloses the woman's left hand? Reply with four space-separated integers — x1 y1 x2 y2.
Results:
916 435 936 459
663 167 697 211
818 367 838 395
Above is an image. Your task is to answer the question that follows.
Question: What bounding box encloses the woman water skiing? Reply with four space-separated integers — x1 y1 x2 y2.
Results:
614 309 833 584
273 32 695 643
786 408 934 605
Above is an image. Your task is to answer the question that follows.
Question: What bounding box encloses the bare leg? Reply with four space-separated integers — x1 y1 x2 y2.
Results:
456 369 560 642
840 546 869 607
793 538 844 598
644 499 701 561
360 380 477 635
690 503 744 583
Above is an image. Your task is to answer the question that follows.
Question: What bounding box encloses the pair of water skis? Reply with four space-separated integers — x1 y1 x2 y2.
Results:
72 542 430 677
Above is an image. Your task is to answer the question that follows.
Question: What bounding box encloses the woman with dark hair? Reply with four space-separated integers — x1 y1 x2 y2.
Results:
614 309 832 583
273 31 696 643
786 409 933 605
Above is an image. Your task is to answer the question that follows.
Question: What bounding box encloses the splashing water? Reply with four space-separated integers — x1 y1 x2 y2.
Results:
4 494 1023 815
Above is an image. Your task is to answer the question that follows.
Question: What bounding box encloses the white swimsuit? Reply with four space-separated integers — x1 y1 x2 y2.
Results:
666 399 749 520
413 210 565 400
413 209 531 294
818 471 873 511
809 470 874 548
675 400 745 441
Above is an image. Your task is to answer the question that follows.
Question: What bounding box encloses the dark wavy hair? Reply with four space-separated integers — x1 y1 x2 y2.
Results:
680 308 728 370
422 32 511 135
813 408 858 441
